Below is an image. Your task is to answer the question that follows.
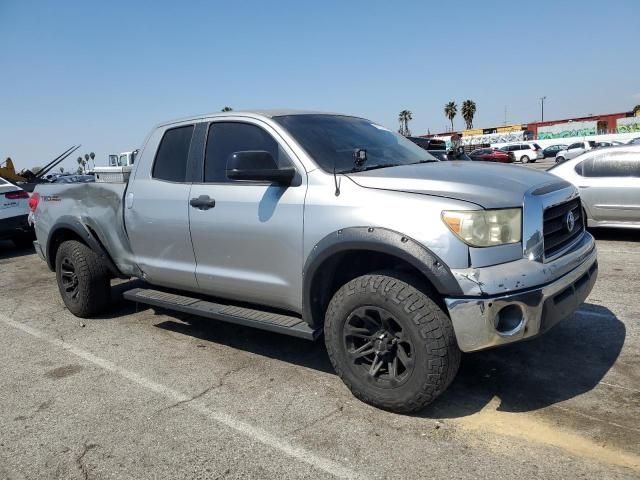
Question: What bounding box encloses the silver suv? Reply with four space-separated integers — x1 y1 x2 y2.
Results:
31 110 598 412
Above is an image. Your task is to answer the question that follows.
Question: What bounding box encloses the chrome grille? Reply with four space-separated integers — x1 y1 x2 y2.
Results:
543 198 584 259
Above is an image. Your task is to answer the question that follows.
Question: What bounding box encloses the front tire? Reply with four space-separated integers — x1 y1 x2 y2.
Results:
521 155 530 163
556 156 564 164
324 273 460 413
55 240 111 318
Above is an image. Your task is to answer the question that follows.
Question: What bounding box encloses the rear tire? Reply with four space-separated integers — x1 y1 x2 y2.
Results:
521 155 530 163
55 240 111 318
324 273 461 413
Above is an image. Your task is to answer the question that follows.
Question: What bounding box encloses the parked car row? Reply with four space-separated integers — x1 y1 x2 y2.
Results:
466 143 543 164
408 137 472 161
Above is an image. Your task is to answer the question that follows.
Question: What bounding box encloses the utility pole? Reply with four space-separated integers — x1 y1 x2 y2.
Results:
540 96 547 122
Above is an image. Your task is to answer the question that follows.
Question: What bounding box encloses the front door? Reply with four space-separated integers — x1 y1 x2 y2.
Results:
189 119 306 312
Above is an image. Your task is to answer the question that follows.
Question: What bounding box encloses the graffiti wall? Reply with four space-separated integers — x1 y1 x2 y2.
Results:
538 121 597 140
616 117 640 134
460 131 524 146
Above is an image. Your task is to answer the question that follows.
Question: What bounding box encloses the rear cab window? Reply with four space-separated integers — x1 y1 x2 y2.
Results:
152 125 195 182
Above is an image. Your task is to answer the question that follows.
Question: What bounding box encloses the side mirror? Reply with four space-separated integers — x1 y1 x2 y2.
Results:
226 150 295 185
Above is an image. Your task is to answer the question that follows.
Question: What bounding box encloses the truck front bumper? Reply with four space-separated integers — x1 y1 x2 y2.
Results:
445 237 598 352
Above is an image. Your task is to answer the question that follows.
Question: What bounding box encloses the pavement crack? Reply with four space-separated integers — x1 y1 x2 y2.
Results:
75 442 98 480
154 364 252 414
286 405 344 437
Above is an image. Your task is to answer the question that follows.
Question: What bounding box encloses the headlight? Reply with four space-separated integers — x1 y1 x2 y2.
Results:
442 208 521 247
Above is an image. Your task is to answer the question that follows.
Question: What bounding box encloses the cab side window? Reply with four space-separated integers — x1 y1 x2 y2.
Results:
204 122 292 183
152 125 194 182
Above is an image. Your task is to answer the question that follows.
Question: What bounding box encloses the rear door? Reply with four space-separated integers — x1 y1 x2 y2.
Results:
188 119 307 312
575 151 640 223
125 124 200 290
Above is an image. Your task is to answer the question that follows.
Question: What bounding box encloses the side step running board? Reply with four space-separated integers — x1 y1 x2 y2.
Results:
123 288 320 340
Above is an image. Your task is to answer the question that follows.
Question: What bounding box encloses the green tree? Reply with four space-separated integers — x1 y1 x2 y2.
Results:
398 110 413 136
633 105 640 116
221 106 233 112
59 166 64 173
461 100 477 130
444 102 457 131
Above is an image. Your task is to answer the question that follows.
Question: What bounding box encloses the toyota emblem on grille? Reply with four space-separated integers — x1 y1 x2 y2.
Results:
565 210 575 232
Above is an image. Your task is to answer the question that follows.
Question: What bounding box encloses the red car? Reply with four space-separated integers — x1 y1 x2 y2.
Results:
469 148 515 163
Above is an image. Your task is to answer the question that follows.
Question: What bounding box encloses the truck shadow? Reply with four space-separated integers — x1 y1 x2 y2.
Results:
421 303 625 418
588 227 640 242
0 240 35 260
155 315 335 374
152 301 625 417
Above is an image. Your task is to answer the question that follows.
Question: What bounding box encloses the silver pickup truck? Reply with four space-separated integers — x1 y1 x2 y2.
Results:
31 110 598 412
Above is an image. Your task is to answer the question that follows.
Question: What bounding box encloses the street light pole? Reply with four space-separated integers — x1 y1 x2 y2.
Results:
540 96 547 122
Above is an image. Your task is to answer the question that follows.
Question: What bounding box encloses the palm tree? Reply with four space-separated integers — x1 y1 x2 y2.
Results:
221 106 233 112
633 105 640 116
398 110 413 136
461 100 477 130
444 102 457 131
77 156 83 174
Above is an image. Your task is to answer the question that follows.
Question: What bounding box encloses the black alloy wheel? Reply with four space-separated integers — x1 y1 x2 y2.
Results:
343 306 414 387
60 256 80 300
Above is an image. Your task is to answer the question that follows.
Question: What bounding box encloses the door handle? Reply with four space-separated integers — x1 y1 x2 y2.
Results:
190 195 216 210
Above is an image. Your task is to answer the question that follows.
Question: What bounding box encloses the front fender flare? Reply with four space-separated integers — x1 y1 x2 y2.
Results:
301 227 463 328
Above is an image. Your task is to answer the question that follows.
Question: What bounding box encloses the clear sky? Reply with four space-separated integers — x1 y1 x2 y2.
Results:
1 0 639 171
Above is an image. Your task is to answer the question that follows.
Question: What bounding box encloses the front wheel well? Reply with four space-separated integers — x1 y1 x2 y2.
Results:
307 250 443 329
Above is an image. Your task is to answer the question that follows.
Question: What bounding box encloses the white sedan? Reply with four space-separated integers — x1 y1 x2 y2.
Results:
0 177 34 247
547 145 640 229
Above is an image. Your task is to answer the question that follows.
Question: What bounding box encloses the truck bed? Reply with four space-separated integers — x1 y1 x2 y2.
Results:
33 182 139 277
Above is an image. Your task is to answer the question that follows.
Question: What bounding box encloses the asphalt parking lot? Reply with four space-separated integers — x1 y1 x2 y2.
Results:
1 183 639 479
521 156 558 171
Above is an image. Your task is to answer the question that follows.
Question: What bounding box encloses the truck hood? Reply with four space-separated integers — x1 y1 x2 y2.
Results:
346 161 563 209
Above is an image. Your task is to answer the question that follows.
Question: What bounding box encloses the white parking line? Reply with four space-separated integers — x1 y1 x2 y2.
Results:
0 314 361 480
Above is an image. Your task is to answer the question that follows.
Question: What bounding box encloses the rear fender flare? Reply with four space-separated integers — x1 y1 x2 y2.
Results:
46 216 123 277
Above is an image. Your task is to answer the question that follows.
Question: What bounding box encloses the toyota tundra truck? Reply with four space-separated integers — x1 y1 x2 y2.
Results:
30 110 598 412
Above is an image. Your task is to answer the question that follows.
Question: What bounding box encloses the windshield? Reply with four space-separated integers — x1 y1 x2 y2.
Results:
273 114 437 173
